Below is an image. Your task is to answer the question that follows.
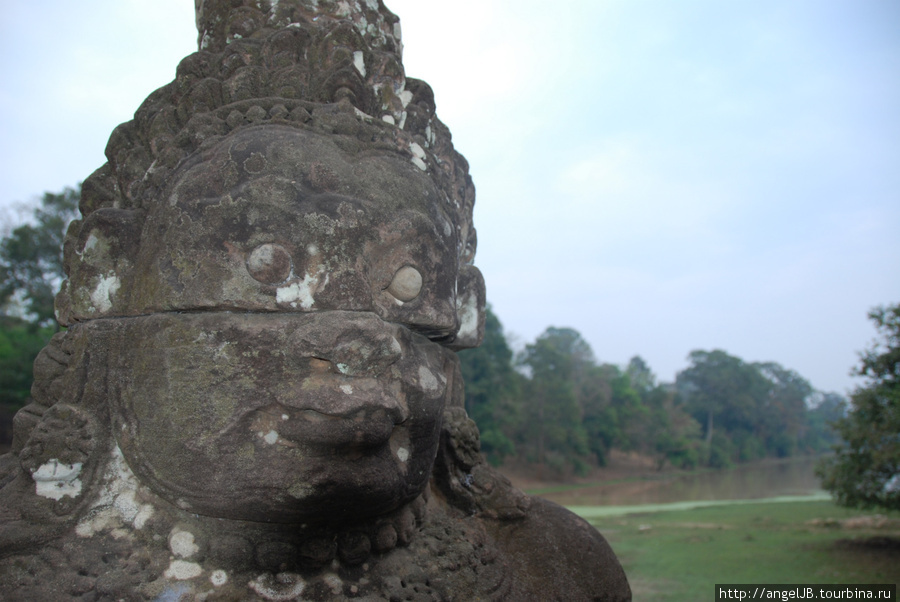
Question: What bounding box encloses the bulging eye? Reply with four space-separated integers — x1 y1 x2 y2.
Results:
246 243 292 284
387 265 423 302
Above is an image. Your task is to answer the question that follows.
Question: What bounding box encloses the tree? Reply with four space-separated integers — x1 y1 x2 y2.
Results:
458 305 522 465
579 363 619 466
625 355 656 393
518 327 592 474
804 392 846 453
676 349 770 466
0 186 79 325
1 186 80 449
818 304 900 511
754 362 813 458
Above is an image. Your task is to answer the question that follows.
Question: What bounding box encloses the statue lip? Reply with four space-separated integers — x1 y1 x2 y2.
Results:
250 371 411 448
255 403 402 449
276 408 397 450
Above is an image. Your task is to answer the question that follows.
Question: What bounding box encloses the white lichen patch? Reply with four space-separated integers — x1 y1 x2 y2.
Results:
82 232 100 254
210 570 229 587
334 1 352 18
382 114 396 125
409 142 426 159
114 488 141 524
249 572 306 600
90 272 121 313
164 559 203 581
399 89 413 109
340 384 353 395
276 273 320 309
76 508 116 538
353 50 366 76
31 459 83 500
396 447 409 463
75 446 155 537
263 430 279 445
336 363 350 375
407 142 428 172
169 527 200 559
323 573 343 595
456 289 480 344
354 106 374 121
417 365 441 395
134 504 154 530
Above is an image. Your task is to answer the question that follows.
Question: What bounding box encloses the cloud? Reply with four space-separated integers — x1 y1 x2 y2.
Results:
389 0 558 132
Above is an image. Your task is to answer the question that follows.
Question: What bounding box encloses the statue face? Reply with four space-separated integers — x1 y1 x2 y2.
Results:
99 125 465 522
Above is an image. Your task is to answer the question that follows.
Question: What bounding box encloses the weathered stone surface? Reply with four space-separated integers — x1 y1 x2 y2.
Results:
0 1 630 599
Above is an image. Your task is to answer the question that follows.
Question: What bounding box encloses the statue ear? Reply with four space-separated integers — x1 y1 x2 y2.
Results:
448 264 486 351
57 208 143 325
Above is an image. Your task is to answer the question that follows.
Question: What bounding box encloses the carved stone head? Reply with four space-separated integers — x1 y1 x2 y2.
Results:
2 5 632 599
16 0 485 525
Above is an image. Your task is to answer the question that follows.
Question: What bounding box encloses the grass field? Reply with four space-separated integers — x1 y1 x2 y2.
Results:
573 499 900 601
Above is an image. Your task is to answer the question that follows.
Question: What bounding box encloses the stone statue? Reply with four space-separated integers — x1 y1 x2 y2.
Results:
0 1 631 599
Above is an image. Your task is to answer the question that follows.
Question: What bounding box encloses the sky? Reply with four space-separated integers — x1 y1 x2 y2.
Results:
1 1 898 395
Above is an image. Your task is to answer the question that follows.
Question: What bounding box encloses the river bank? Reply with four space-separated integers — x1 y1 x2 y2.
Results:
504 452 827 507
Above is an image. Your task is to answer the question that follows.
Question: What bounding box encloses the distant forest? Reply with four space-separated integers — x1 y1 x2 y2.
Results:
459 306 846 475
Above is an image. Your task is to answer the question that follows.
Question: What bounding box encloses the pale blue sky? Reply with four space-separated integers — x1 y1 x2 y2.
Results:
2 1 898 394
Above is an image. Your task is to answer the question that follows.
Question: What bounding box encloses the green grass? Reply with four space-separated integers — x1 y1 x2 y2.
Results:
575 500 900 601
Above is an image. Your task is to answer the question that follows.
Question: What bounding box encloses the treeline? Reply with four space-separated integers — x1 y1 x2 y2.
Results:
459 307 846 475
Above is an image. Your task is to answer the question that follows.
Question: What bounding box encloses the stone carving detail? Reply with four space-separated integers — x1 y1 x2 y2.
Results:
0 1 630 599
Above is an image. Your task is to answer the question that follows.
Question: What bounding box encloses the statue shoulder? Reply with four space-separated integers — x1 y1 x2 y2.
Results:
485 495 632 602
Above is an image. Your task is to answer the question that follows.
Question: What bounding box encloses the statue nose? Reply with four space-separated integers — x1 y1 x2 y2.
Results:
332 333 402 377
306 315 404 378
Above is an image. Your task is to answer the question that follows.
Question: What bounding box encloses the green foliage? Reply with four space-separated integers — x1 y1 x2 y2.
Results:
579 364 619 466
0 315 57 448
804 392 846 453
0 186 79 448
676 350 836 466
818 304 900 511
457 306 522 465
641 384 702 469
677 350 768 447
0 317 55 408
754 362 813 458
518 327 592 473
461 318 708 475
1 186 79 325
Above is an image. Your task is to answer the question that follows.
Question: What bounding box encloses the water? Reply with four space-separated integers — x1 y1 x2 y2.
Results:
569 493 832 518
538 456 828 509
